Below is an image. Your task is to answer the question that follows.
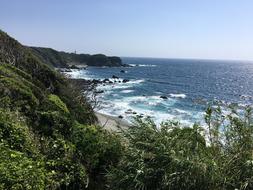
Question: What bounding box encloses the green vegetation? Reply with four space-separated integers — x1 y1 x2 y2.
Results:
29 47 69 68
0 30 122 189
48 94 70 114
1 29 252 190
107 106 253 190
30 47 124 68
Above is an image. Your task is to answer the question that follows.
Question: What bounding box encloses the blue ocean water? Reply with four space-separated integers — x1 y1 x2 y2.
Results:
68 57 253 125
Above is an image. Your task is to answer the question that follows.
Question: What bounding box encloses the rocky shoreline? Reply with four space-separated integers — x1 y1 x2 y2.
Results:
66 71 178 123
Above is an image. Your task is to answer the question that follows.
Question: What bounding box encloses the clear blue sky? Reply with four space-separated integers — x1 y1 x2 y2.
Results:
1 0 253 60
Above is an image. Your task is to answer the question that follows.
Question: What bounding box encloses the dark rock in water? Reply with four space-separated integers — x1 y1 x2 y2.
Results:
95 90 104 94
112 75 119 79
133 112 137 114
160 96 168 99
122 79 130 83
92 79 101 84
118 115 123 119
109 81 113 84
120 70 126 73
103 78 110 83
122 63 130 67
125 110 132 114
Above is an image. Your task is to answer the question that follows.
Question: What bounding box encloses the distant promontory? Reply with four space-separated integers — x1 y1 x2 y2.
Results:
29 46 127 68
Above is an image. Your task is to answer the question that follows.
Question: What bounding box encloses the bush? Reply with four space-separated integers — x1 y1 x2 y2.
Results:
57 80 97 125
205 105 253 189
38 137 88 189
107 106 253 190
48 94 70 114
71 123 123 189
0 145 45 190
0 64 44 112
0 109 38 156
107 119 214 190
72 123 122 171
37 111 72 137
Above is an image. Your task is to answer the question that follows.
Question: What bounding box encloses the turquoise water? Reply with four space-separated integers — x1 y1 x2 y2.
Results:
68 57 253 125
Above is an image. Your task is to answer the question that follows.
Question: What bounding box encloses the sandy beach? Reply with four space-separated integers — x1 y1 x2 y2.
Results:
95 112 131 132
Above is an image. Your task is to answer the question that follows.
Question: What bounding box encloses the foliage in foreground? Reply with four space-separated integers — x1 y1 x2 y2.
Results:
107 106 253 190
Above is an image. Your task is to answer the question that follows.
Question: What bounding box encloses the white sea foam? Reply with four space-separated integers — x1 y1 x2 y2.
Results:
169 93 187 98
96 79 144 91
98 101 196 127
138 64 156 67
129 64 157 67
129 64 136 67
173 108 188 114
95 93 202 127
127 79 145 84
65 69 96 80
121 90 134 93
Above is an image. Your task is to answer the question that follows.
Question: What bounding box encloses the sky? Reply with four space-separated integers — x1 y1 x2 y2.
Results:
1 0 253 60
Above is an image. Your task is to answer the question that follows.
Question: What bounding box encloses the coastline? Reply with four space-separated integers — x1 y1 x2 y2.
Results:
95 112 131 131
65 71 132 131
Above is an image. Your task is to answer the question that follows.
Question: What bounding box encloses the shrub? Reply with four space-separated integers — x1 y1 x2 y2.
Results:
72 123 122 171
57 80 97 125
71 123 123 189
107 118 214 190
39 137 88 189
48 94 70 114
107 106 253 190
0 109 38 156
0 76 39 108
205 105 253 189
0 145 45 190
0 64 44 112
38 111 72 137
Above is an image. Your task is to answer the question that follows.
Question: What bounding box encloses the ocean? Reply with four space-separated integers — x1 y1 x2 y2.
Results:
68 57 253 126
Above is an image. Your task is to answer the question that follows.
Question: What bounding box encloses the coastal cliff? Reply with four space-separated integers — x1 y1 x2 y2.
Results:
29 46 126 68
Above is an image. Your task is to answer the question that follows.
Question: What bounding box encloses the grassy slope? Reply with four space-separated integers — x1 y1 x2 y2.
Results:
0 30 122 189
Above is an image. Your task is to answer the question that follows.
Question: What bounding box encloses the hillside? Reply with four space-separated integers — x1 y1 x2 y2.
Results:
0 30 122 189
29 46 125 68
